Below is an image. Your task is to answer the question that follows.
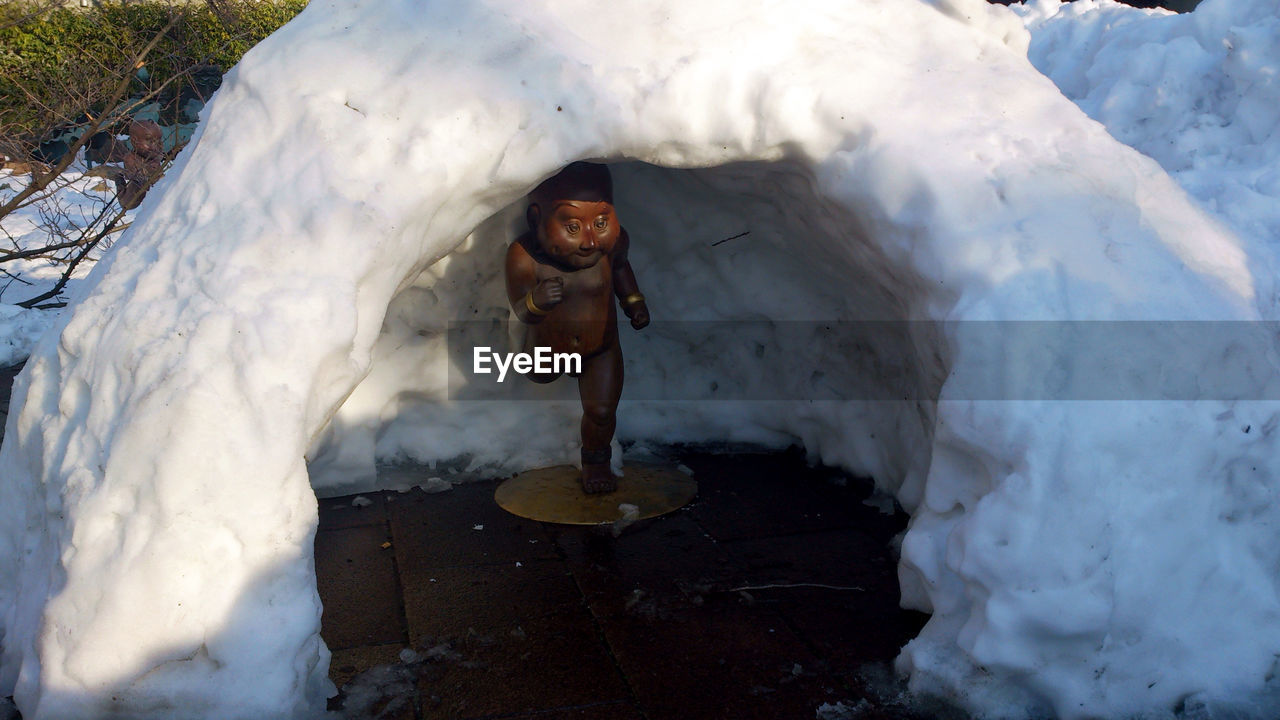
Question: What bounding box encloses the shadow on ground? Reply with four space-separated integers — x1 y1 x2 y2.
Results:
318 447 960 720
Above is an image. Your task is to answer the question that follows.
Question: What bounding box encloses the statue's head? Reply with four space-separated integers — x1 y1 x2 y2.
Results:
128 120 163 158
526 162 618 269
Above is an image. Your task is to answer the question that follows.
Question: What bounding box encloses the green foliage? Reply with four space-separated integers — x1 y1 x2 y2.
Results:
0 0 307 150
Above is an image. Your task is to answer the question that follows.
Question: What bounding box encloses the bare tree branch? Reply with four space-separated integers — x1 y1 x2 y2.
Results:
15 206 126 308
0 12 182 218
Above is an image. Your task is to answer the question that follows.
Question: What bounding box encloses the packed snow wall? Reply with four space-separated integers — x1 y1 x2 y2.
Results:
3 0 1280 718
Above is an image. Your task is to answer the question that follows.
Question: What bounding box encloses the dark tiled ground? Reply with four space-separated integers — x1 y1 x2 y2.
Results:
319 448 939 720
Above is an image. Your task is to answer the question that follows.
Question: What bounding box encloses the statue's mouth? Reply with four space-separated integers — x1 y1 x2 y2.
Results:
570 250 603 267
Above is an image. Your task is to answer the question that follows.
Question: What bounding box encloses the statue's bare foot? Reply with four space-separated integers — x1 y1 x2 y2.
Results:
580 462 617 494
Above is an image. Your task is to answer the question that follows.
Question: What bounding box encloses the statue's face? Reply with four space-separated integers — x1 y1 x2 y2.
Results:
536 199 618 269
130 122 162 157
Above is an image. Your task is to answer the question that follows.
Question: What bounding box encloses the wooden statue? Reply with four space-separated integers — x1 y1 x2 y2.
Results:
505 162 649 494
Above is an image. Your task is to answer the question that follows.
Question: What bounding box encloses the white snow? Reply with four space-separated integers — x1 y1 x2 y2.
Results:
897 2 1280 717
1 0 1280 718
1015 0 1280 315
0 165 124 366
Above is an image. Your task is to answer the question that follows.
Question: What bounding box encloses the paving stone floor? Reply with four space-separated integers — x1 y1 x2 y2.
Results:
318 449 948 720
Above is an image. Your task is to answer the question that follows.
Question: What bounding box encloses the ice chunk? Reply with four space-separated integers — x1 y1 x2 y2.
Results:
418 477 453 494
611 503 641 537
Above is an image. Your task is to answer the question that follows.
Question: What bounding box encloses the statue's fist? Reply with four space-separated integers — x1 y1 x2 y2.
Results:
532 277 564 310
628 301 649 330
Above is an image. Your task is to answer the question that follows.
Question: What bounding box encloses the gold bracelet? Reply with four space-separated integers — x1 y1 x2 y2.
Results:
525 292 550 316
621 293 645 307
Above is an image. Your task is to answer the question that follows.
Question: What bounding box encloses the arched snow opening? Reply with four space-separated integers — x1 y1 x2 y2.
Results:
3 0 1280 718
307 159 944 509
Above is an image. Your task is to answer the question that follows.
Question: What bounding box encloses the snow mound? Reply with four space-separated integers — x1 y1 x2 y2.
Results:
1 0 1279 718
1017 0 1280 315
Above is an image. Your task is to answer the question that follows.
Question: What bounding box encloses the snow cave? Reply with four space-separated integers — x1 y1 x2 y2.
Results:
4 0 1280 719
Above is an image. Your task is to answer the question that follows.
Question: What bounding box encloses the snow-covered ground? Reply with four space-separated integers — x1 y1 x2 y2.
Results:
0 164 123 366
2 0 1280 718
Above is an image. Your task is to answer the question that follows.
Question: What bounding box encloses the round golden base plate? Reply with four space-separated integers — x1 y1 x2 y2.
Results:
495 464 697 525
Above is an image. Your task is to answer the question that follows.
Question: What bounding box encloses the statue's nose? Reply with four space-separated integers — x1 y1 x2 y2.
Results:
581 231 598 250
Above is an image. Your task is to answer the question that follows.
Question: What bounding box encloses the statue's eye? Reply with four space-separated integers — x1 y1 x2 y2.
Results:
594 216 608 230
566 222 580 234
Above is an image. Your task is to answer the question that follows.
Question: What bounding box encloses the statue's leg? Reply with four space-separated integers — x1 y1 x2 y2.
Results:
577 340 623 494
524 370 561 384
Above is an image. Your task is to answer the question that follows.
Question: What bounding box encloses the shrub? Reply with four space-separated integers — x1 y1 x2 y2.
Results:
0 0 307 152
